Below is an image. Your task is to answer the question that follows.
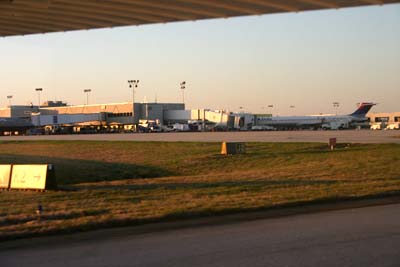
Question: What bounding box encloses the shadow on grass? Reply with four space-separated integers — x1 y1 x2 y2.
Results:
0 154 174 185
77 179 339 192
246 143 365 156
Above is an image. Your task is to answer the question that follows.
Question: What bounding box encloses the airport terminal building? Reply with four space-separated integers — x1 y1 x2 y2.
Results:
1 101 399 135
0 101 184 134
0 99 247 135
368 112 400 130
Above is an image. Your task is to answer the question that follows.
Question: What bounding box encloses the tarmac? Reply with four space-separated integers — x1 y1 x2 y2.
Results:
1 130 400 143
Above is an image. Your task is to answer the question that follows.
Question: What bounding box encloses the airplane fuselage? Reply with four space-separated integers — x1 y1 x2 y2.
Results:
257 114 366 128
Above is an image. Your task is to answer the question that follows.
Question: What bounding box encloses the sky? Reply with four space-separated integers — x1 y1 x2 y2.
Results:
0 4 399 115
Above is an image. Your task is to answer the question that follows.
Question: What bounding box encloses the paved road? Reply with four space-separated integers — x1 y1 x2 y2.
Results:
1 130 400 143
1 203 400 267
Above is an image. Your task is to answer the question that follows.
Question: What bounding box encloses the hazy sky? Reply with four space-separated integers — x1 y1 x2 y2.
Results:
0 4 399 115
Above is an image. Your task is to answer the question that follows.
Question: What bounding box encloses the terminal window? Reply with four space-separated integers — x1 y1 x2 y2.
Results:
108 113 133 117
375 117 389 122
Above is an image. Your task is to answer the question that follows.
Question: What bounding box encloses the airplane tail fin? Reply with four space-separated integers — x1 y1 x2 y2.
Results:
350 102 376 117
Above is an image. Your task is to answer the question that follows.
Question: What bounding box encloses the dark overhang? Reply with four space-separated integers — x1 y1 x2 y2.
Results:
0 0 399 37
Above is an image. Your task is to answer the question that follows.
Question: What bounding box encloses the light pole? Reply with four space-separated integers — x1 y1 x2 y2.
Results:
128 80 139 123
180 81 186 104
84 89 91 105
333 102 340 115
6 95 12 107
35 88 43 111
290 105 295 115
267 104 274 115
35 88 43 127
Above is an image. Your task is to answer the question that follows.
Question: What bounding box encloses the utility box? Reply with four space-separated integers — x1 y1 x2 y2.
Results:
221 142 246 155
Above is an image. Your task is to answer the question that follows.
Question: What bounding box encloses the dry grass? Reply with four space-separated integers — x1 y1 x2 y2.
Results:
0 141 399 240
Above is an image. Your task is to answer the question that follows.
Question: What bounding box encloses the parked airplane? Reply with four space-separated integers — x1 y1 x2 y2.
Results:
255 102 376 130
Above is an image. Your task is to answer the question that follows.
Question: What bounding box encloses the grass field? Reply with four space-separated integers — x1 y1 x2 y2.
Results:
0 141 399 241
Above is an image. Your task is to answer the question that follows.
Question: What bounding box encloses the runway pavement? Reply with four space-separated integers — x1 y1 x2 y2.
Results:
1 130 400 143
1 203 400 267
